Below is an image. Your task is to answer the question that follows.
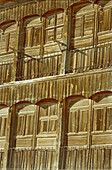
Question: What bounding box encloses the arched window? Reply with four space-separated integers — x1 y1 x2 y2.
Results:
98 1 112 32
0 21 16 53
72 4 95 38
0 106 8 138
24 16 42 48
38 101 58 133
15 103 35 148
36 100 58 148
67 97 89 132
92 93 112 132
44 10 64 43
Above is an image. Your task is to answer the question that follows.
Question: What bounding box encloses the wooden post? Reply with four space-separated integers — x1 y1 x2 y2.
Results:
3 106 13 169
55 102 63 169
11 21 19 82
55 100 67 169
32 105 39 149
60 10 68 74
88 99 93 147
65 6 72 74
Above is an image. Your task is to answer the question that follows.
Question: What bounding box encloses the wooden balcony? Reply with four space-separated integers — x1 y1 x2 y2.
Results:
17 53 62 81
8 148 56 169
67 42 112 74
0 150 4 169
0 42 112 85
6 145 112 169
0 60 13 85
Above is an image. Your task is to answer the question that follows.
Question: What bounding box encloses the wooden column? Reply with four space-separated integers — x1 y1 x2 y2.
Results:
60 10 68 74
40 12 45 57
56 100 67 169
32 105 39 149
65 6 72 73
55 102 63 169
88 99 93 147
3 106 14 169
11 21 19 82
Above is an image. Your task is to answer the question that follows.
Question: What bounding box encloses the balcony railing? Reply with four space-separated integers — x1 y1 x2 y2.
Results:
8 148 56 169
0 150 4 169
0 42 112 84
6 145 112 169
60 146 112 170
17 53 62 81
67 42 112 73
0 60 13 85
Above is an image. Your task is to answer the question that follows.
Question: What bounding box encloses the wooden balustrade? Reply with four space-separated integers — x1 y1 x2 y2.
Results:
0 43 112 84
61 146 112 170
17 54 62 81
68 42 112 73
8 148 56 169
0 150 4 169
7 146 112 169
0 61 13 85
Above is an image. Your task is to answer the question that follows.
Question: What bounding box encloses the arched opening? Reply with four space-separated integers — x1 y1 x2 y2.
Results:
35 99 59 170
71 3 96 46
17 15 43 80
44 9 64 43
0 20 16 84
90 92 112 169
12 102 35 148
65 96 89 146
0 105 9 139
61 96 90 169
0 105 9 169
23 15 42 50
36 99 58 147
0 20 16 53
92 92 112 142
98 1 112 33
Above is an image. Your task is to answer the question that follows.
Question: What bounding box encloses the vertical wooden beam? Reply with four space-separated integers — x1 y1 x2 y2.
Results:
94 5 98 46
3 106 14 169
41 17 45 58
65 6 72 73
60 9 68 74
88 99 93 147
32 105 39 149
56 100 67 169
55 102 62 169
16 19 24 80
11 21 20 82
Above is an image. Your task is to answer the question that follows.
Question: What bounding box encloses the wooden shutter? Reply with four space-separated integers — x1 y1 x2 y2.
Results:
68 109 88 133
74 17 82 37
56 27 63 39
104 9 109 31
84 12 94 36
39 102 58 133
106 107 112 130
56 12 64 25
93 108 104 131
15 104 35 148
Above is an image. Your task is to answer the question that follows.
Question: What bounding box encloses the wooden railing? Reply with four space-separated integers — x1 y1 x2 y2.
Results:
0 150 4 169
8 148 56 169
17 53 62 81
7 146 112 169
67 42 112 73
0 60 13 85
1 43 112 84
60 146 112 170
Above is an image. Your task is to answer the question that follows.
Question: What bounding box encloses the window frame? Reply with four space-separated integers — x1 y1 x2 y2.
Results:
44 10 64 43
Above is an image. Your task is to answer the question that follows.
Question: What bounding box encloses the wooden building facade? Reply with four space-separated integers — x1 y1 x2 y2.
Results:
0 0 112 169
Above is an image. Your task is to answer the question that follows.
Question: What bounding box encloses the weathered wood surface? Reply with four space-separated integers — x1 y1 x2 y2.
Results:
0 70 112 106
0 0 112 169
